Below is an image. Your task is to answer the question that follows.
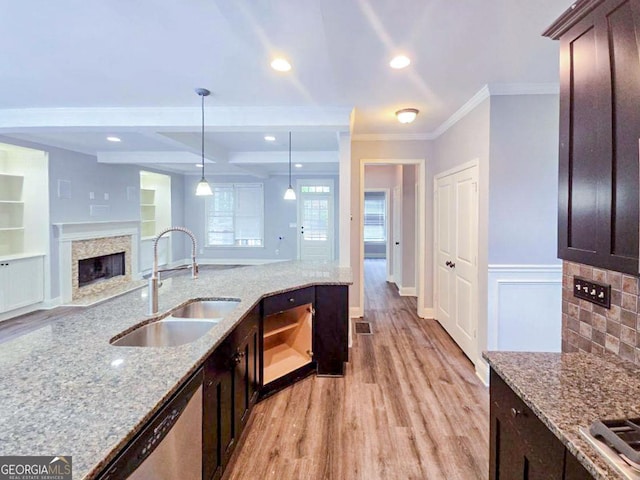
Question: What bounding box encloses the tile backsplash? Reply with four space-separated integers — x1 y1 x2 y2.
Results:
562 261 640 364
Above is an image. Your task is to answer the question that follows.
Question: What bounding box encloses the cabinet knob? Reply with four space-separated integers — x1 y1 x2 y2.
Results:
510 407 521 418
289 298 295 303
445 261 451 266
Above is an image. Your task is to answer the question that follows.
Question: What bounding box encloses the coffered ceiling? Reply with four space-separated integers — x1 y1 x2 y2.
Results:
0 0 569 175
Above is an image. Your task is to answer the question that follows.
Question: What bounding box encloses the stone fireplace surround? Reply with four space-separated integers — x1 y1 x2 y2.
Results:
53 221 141 304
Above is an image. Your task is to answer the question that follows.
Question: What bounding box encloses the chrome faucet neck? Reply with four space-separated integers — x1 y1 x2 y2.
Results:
148 226 199 315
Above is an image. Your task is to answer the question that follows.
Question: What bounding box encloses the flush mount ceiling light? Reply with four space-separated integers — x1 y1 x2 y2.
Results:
271 57 292 72
390 55 411 69
195 88 213 196
264 135 276 142
396 108 419 124
295 163 303 168
106 136 121 142
284 132 296 200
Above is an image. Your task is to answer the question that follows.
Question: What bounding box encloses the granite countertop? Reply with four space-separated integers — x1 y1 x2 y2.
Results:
483 351 640 480
0 261 352 480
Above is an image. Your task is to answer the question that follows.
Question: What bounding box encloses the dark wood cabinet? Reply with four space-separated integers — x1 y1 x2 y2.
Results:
490 370 593 480
203 306 259 480
544 0 640 275
314 285 349 376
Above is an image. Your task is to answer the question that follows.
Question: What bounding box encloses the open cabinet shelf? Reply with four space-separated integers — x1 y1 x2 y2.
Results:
263 303 312 385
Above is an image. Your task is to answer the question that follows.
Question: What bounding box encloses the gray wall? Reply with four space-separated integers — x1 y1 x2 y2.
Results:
488 94 559 264
0 135 187 299
183 174 339 262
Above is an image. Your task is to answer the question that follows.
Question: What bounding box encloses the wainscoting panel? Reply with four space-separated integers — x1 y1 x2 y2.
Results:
488 265 562 353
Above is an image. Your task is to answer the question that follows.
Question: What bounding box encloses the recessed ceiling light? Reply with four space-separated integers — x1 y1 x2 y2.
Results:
195 163 204 168
106 136 121 142
271 57 292 72
295 163 303 168
396 108 419 124
390 55 411 69
264 135 276 142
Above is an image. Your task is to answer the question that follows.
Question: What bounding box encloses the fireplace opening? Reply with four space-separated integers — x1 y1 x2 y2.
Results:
78 252 126 288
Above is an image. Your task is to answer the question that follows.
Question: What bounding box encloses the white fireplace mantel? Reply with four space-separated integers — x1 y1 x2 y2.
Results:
53 220 141 242
55 220 141 303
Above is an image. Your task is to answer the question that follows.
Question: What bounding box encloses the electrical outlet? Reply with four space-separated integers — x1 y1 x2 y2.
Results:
573 276 611 308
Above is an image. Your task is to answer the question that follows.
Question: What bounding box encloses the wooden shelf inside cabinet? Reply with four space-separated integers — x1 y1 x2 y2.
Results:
264 308 311 338
263 303 313 385
263 344 311 385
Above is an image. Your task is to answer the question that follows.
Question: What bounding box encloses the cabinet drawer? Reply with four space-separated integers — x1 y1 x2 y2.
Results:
262 286 315 316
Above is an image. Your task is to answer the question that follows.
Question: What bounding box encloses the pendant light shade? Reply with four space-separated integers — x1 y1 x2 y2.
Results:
195 88 213 196
284 131 296 200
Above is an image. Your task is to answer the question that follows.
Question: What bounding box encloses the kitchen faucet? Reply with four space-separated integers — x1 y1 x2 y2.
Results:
148 226 198 315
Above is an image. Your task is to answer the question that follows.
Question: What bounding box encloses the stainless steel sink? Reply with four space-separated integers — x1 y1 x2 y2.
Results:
169 299 240 320
111 300 240 347
111 318 220 347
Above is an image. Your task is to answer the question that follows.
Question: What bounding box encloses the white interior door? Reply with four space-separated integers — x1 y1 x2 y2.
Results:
392 186 402 284
435 164 479 362
298 180 334 261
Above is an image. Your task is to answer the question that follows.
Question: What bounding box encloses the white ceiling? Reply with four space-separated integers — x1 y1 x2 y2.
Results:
0 0 569 175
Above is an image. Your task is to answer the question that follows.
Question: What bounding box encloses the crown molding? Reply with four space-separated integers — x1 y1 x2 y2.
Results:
543 0 604 39
429 85 491 139
487 82 559 96
351 133 433 142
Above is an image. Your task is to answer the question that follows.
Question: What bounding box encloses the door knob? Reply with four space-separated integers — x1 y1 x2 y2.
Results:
395 242 400 245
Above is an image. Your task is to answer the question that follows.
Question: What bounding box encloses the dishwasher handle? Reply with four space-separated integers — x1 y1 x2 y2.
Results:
98 369 203 480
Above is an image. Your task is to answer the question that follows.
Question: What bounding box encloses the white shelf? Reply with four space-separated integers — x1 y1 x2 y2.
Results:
0 200 23 204
141 220 156 223
0 227 24 231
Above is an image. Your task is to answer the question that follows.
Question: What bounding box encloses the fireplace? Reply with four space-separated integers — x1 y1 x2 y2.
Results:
78 252 126 287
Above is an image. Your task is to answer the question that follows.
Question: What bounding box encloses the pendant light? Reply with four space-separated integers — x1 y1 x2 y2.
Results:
195 88 213 196
284 131 296 200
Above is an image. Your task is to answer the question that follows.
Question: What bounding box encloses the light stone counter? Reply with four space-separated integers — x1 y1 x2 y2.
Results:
484 351 640 480
0 261 352 480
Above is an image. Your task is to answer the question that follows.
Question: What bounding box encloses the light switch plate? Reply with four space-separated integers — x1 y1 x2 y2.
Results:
573 276 611 309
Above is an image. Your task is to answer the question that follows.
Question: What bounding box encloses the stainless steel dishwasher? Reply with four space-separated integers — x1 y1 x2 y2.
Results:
98 370 203 480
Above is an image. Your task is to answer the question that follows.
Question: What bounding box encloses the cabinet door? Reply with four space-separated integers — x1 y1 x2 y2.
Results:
489 371 565 480
203 342 235 480
314 285 349 376
232 308 259 438
558 0 640 274
564 450 593 479
0 256 44 313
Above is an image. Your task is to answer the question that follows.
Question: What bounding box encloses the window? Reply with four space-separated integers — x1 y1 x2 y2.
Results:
364 193 386 242
206 183 264 247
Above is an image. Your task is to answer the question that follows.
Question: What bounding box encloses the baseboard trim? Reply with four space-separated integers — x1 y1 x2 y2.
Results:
398 286 417 297
42 297 62 309
349 306 363 318
475 359 490 386
386 274 394 283
0 300 52 322
419 307 435 319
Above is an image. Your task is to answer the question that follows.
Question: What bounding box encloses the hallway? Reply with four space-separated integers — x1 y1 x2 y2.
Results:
226 259 489 480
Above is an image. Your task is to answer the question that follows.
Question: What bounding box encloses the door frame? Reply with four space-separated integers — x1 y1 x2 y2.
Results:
433 159 480 361
296 178 335 261
363 187 391 279
359 158 426 318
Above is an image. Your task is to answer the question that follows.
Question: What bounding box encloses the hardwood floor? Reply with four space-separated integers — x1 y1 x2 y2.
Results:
225 259 489 480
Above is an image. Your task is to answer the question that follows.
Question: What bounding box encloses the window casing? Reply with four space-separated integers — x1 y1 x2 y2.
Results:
205 183 264 247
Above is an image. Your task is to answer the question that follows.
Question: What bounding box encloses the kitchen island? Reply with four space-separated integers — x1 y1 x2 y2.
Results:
484 351 640 480
0 261 351 480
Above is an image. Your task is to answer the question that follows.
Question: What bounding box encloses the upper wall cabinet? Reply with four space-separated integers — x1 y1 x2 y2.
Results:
545 0 640 275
